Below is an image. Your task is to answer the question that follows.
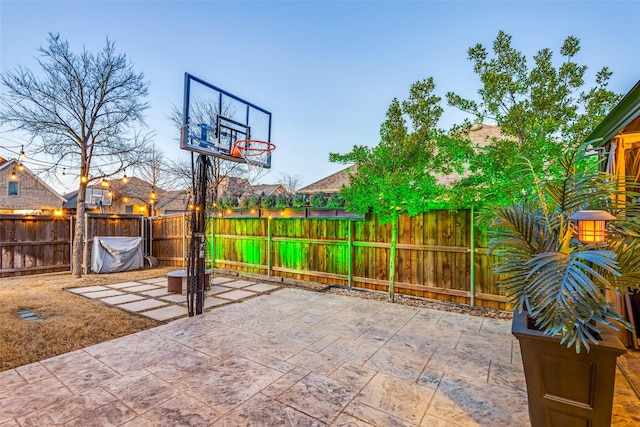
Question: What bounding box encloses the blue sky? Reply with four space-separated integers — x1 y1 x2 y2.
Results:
1 0 639 193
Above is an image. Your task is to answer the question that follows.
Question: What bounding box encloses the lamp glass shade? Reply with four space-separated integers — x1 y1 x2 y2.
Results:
570 210 616 244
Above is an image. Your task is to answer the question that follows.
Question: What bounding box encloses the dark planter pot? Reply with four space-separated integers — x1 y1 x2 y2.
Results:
512 310 626 427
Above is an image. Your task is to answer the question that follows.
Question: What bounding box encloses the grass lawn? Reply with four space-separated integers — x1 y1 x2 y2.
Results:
0 267 177 372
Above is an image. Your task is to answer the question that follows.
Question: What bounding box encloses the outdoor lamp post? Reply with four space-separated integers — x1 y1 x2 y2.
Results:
570 210 616 244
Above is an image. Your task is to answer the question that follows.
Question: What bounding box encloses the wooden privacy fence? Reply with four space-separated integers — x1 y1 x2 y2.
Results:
0 214 147 277
151 210 506 309
2 211 506 309
0 214 72 277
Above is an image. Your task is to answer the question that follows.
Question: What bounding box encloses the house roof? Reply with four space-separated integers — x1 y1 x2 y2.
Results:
297 165 357 194
588 80 640 147
0 159 67 203
298 124 507 193
251 184 286 196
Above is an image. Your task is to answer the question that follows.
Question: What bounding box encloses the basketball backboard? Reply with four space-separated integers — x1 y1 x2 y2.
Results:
180 73 273 168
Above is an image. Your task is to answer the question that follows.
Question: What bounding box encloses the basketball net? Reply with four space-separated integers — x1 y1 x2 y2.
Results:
231 139 275 180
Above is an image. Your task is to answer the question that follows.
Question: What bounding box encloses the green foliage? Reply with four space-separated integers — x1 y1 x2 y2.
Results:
489 146 640 353
260 194 276 209
309 192 328 208
245 195 260 209
447 31 621 210
275 194 291 209
291 193 308 208
331 77 469 224
219 196 238 209
326 193 345 208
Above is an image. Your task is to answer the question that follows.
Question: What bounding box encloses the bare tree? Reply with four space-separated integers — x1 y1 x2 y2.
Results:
0 33 151 277
276 172 302 194
134 143 179 190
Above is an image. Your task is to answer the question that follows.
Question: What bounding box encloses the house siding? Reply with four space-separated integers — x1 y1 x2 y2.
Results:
0 165 64 212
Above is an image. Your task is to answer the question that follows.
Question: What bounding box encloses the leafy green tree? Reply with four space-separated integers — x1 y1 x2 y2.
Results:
331 78 469 301
447 31 620 209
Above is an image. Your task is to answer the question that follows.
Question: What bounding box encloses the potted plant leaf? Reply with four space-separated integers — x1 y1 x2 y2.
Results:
487 146 640 427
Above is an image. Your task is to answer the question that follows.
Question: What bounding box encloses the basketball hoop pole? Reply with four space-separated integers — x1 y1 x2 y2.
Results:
187 154 210 316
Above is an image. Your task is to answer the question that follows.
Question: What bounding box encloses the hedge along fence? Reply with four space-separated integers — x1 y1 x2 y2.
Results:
206 209 506 309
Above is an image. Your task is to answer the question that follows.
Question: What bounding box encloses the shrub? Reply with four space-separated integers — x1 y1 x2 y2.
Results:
261 194 276 209
309 192 328 207
275 194 291 208
291 193 308 208
220 196 238 209
245 195 260 209
326 193 345 208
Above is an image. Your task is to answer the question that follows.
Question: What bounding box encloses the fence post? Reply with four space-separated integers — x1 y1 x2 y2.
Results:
83 213 88 274
182 214 187 268
267 216 272 277
347 220 353 288
470 206 476 307
69 215 73 272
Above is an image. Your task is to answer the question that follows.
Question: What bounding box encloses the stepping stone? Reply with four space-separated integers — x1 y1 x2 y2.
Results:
211 277 236 285
142 305 188 321
160 294 187 303
67 285 110 294
120 284 161 293
245 283 279 293
138 277 167 284
100 294 145 305
203 297 227 308
223 280 256 289
140 288 171 297
107 282 142 289
206 286 232 295
217 289 256 301
117 299 167 312
82 290 124 299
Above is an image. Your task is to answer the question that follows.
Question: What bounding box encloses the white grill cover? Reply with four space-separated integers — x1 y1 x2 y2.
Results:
91 236 144 273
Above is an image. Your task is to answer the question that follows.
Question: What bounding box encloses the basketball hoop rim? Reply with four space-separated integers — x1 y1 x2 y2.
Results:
231 139 276 156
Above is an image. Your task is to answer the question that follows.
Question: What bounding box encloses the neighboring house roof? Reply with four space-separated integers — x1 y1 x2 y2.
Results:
298 124 508 193
298 165 358 194
588 80 640 147
250 184 287 196
217 176 251 198
0 159 66 204
156 189 190 213
437 123 509 186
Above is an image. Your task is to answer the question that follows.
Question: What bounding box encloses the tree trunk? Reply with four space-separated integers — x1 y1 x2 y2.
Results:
72 184 87 278
388 215 398 303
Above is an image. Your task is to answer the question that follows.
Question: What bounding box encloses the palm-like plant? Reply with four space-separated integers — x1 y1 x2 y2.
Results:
489 145 640 353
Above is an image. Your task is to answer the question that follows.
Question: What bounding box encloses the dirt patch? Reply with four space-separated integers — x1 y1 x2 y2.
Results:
0 268 176 372
325 287 513 320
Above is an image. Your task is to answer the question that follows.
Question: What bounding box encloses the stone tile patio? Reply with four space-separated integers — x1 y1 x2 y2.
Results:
1 281 638 426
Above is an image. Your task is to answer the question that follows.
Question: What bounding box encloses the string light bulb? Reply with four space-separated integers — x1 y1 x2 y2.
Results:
121 172 128 183
10 168 17 180
101 178 109 188
62 168 67 177
17 162 24 171
80 176 88 183
19 145 25 159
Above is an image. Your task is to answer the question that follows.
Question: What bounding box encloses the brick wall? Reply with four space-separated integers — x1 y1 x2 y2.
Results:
0 164 65 212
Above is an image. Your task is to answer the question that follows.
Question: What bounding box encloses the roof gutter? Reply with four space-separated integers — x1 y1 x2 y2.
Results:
587 80 640 147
